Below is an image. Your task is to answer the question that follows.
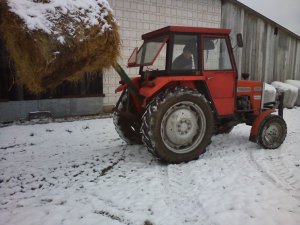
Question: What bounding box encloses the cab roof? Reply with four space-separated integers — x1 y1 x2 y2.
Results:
142 26 231 40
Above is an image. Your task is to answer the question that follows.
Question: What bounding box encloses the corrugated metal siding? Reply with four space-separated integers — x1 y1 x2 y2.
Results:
295 42 300 80
221 0 300 82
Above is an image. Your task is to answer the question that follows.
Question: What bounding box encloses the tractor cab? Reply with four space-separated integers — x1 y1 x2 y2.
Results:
113 26 287 163
128 26 235 79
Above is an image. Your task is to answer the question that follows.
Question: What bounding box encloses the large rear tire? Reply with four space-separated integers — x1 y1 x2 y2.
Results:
257 114 287 149
113 90 143 145
141 87 214 163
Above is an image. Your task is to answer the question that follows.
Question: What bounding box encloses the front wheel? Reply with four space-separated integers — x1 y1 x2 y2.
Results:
141 87 214 163
257 114 287 149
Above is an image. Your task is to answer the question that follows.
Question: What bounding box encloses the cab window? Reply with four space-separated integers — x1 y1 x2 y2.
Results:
171 34 198 71
203 37 232 71
136 36 166 66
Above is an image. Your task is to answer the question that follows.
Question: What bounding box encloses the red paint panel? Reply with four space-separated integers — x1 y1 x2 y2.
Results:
237 80 263 114
139 76 205 97
180 81 196 89
214 98 235 115
206 72 235 98
203 71 236 116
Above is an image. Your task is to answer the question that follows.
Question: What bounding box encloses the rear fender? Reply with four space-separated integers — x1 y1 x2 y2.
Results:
139 76 205 102
249 108 276 143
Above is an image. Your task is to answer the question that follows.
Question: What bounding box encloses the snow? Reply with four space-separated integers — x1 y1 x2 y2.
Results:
1 108 300 225
271 81 298 108
285 80 300 106
7 0 114 43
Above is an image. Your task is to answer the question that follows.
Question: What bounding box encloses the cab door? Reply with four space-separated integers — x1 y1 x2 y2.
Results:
202 36 237 116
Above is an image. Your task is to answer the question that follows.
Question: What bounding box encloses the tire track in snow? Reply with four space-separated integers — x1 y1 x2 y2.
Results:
247 149 300 200
91 145 145 225
161 164 217 225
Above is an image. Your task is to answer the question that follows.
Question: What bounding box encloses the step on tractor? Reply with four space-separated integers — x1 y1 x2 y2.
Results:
112 26 287 163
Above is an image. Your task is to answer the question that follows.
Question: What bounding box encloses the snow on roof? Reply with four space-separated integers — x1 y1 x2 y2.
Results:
7 0 114 42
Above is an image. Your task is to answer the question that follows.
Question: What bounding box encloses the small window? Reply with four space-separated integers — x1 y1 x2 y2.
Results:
171 34 198 71
143 44 167 71
203 37 232 70
136 36 166 66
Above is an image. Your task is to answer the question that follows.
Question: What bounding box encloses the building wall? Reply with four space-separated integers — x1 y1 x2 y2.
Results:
103 0 222 108
0 97 103 123
221 0 300 83
2 0 299 121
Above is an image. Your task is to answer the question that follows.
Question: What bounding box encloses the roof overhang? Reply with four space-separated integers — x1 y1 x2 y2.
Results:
142 26 231 40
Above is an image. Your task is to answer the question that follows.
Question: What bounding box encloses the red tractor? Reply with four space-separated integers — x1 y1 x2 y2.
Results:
113 26 287 163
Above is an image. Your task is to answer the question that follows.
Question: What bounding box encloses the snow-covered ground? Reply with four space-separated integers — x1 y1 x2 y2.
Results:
1 108 300 225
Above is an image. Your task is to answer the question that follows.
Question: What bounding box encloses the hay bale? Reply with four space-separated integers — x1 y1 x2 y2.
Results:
0 0 120 93
285 80 300 106
271 81 298 108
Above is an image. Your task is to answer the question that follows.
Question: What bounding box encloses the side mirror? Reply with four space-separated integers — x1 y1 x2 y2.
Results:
236 33 243 48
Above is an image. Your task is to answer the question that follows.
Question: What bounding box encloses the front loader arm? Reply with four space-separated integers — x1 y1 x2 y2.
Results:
113 63 142 99
113 64 144 113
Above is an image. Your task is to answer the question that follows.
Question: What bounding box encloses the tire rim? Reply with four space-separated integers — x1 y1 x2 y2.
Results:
160 101 206 154
263 122 282 147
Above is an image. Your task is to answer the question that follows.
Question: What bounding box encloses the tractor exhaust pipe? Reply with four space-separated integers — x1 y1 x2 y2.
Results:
278 92 284 117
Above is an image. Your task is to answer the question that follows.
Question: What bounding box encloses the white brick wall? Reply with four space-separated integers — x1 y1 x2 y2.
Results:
104 0 221 107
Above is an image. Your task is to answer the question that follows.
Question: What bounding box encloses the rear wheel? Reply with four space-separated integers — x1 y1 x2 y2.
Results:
113 90 143 145
141 87 214 163
258 114 287 149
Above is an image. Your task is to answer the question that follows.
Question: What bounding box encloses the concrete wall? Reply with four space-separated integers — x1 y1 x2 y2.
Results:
0 97 103 123
221 0 300 83
104 0 222 108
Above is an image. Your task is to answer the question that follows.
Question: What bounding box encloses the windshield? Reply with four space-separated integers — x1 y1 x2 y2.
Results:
136 36 167 66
